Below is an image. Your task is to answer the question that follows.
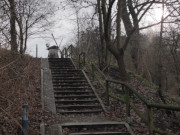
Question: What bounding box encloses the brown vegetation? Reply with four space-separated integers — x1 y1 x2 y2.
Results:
0 49 42 134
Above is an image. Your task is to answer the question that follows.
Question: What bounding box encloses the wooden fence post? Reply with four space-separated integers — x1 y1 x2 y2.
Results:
125 86 131 123
83 53 85 67
92 64 95 81
147 106 154 135
65 48 67 58
79 53 81 68
106 80 110 106
70 45 72 58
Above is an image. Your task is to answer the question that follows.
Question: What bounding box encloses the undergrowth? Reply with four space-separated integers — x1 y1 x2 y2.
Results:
127 69 158 90
0 49 42 135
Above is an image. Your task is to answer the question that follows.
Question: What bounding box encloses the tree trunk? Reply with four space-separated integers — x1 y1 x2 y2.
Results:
19 22 24 54
116 50 128 81
97 0 105 69
101 0 128 81
127 0 141 72
158 0 164 99
8 0 18 53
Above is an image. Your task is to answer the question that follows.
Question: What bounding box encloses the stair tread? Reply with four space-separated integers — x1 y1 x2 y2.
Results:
51 72 81 74
55 95 96 98
58 110 102 113
69 131 130 135
53 84 90 86
61 121 128 126
55 99 98 102
52 75 84 77
56 105 101 108
54 91 93 93
54 87 91 89
53 80 87 82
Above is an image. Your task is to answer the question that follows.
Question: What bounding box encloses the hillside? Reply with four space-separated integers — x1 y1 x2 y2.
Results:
0 49 42 134
0 49 180 135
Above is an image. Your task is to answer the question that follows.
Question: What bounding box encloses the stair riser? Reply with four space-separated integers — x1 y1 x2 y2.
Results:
54 92 93 94
53 83 89 86
52 81 87 83
57 106 102 110
52 75 85 77
55 95 96 100
55 100 98 103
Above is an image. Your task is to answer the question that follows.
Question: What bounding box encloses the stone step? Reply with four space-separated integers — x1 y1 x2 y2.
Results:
50 65 74 70
50 67 74 69
60 122 134 135
55 99 99 104
53 84 90 87
52 78 86 81
51 72 83 75
51 69 81 72
54 87 91 90
69 132 131 135
52 74 84 77
55 95 96 99
54 91 93 95
48 60 71 63
56 105 102 110
48 58 71 61
50 64 74 67
49 63 72 65
53 83 89 87
53 80 87 83
57 110 102 114
54 88 91 91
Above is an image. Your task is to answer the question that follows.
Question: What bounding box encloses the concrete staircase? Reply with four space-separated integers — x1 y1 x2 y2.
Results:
44 58 134 135
48 58 103 114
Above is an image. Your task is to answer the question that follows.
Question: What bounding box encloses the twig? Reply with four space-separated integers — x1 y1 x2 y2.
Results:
0 59 18 71
0 107 23 130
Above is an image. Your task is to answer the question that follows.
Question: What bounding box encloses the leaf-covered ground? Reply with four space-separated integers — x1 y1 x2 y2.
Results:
0 51 179 135
0 50 61 135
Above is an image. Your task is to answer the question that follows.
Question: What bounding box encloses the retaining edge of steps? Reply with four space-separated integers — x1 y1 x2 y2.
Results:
82 69 107 112
41 58 56 114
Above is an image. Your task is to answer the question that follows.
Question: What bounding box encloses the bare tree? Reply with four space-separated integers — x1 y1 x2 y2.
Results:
158 0 165 100
1 0 56 54
8 0 18 53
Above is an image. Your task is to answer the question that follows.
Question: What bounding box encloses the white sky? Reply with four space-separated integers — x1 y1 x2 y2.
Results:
26 1 78 58
26 0 165 58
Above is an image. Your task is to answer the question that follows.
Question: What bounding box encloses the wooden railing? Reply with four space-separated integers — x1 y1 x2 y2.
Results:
61 45 73 58
78 52 85 68
62 45 180 135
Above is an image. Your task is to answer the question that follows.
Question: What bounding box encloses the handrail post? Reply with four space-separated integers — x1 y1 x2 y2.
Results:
79 53 81 68
83 53 85 67
106 80 110 106
70 45 72 58
65 48 67 58
147 106 154 135
60 49 63 58
125 86 131 123
92 64 95 81
78 52 85 68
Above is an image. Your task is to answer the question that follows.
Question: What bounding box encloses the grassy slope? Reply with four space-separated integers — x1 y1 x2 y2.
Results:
0 49 42 134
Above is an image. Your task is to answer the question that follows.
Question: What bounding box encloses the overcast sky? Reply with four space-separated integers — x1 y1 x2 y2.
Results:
26 1 78 58
26 0 164 58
